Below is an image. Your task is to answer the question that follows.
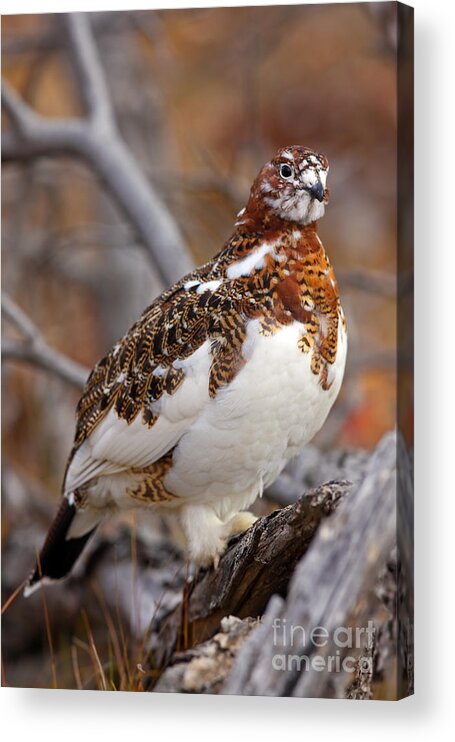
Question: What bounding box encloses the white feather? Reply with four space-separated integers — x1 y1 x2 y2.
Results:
196 280 222 293
226 241 283 279
165 319 347 504
64 341 213 494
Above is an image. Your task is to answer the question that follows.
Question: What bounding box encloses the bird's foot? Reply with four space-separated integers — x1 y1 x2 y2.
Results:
224 510 258 539
181 505 257 571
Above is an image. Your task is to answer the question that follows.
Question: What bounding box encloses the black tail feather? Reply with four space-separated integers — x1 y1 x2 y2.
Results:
25 499 97 596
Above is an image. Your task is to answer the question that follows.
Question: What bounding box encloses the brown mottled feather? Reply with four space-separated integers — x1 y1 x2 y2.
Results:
69 146 343 473
27 144 347 592
73 222 342 454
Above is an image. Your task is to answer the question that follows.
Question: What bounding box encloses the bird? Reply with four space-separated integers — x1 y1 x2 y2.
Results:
24 144 347 596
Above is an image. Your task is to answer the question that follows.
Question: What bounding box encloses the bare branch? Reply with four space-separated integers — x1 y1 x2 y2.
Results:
2 294 88 389
1 12 127 57
1 293 38 342
64 13 114 129
1 78 41 135
2 12 194 287
1 79 90 156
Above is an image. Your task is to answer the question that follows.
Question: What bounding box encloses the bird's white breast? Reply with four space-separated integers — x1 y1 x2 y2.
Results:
68 314 347 521
165 317 347 509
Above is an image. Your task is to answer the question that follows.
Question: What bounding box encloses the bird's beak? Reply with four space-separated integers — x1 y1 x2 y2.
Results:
308 181 325 202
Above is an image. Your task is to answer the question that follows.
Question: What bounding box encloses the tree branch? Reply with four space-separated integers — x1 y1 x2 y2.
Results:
2 294 88 389
2 12 194 287
1 79 87 153
64 13 114 130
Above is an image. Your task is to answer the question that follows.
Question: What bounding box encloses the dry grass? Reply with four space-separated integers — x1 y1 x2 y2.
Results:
1 522 175 692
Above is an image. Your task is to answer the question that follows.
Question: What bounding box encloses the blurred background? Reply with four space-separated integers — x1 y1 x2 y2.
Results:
2 3 406 692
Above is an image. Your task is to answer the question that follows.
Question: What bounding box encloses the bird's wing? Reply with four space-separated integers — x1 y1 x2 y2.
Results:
65 342 213 493
63 226 274 496
63 268 239 495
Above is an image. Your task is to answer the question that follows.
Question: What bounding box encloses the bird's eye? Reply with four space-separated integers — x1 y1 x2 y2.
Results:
280 163 294 180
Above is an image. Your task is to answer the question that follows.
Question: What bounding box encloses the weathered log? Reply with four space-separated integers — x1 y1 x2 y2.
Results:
222 431 400 698
144 479 352 687
153 616 260 694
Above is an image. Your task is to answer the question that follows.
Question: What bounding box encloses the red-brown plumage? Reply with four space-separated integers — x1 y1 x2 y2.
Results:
25 145 347 590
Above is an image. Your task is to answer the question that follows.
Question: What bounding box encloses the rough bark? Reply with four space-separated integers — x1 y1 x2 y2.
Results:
153 616 260 694
144 479 351 687
222 431 401 698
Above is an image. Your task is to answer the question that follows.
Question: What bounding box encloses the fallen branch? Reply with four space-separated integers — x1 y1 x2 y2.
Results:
2 13 194 286
144 479 351 687
222 431 399 698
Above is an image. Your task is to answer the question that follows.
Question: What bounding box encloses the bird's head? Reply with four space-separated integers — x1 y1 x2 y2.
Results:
245 145 329 227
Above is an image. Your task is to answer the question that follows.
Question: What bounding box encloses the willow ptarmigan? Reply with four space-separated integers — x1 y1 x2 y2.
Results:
25 145 347 595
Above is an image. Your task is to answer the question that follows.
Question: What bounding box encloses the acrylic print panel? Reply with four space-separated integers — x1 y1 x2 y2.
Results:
1 2 413 699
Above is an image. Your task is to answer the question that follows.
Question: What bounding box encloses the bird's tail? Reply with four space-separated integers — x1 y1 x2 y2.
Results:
24 498 100 597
